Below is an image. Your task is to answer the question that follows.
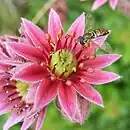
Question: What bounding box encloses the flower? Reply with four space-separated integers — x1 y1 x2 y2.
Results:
92 0 119 11
0 36 46 130
0 8 121 127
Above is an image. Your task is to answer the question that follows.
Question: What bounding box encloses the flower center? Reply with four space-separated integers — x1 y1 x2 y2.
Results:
16 81 30 100
50 49 77 78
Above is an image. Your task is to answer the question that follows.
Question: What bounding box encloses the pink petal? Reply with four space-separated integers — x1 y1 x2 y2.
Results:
109 0 118 9
48 9 63 43
78 70 120 85
21 18 50 50
3 110 25 130
0 63 9 72
36 107 46 130
58 82 76 119
73 95 91 124
8 42 47 63
82 54 121 69
92 0 107 11
0 59 25 66
0 98 20 115
5 37 22 59
21 116 35 130
72 82 104 107
25 83 39 104
13 64 48 83
34 78 58 110
67 13 85 39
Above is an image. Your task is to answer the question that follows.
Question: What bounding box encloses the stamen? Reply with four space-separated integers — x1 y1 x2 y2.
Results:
50 42 55 48
57 29 63 40
89 54 96 60
70 32 75 38
50 49 77 78
72 67 76 72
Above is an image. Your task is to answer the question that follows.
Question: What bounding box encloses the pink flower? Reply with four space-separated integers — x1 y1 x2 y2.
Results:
92 0 119 11
0 8 121 127
0 36 46 130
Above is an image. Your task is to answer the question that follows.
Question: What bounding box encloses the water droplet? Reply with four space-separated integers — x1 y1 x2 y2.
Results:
6 82 9 86
9 97 12 101
87 68 94 73
79 63 84 68
14 104 18 108
50 76 56 81
80 78 86 83
6 91 9 94
66 80 72 86
22 108 26 112
40 62 44 66
25 104 29 108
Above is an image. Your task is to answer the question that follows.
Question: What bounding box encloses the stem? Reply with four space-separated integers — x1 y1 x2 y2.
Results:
32 0 57 24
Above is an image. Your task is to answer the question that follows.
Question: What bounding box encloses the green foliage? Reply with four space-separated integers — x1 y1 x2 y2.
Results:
0 0 130 130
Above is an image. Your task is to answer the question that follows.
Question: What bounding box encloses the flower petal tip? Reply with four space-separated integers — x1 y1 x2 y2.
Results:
91 7 96 11
49 8 57 16
110 4 116 10
21 17 26 22
100 103 104 108
108 30 112 33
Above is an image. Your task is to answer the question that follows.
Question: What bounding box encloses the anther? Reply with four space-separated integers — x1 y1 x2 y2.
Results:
82 55 88 60
65 34 70 39
70 32 76 38
89 54 96 60
57 29 63 40
72 67 76 72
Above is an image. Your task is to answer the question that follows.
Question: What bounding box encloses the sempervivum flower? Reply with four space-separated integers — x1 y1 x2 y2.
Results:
0 37 46 130
2 9 121 125
92 0 119 11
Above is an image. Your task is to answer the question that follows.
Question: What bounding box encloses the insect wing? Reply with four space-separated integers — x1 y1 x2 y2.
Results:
85 13 95 32
101 42 113 53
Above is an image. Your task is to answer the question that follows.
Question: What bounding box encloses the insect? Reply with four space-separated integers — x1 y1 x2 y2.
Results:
77 14 112 53
78 29 110 45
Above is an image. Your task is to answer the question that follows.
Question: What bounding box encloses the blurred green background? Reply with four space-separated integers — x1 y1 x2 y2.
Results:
0 0 130 130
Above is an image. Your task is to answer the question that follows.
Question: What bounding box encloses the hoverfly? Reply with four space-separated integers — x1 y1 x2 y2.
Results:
77 14 112 53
